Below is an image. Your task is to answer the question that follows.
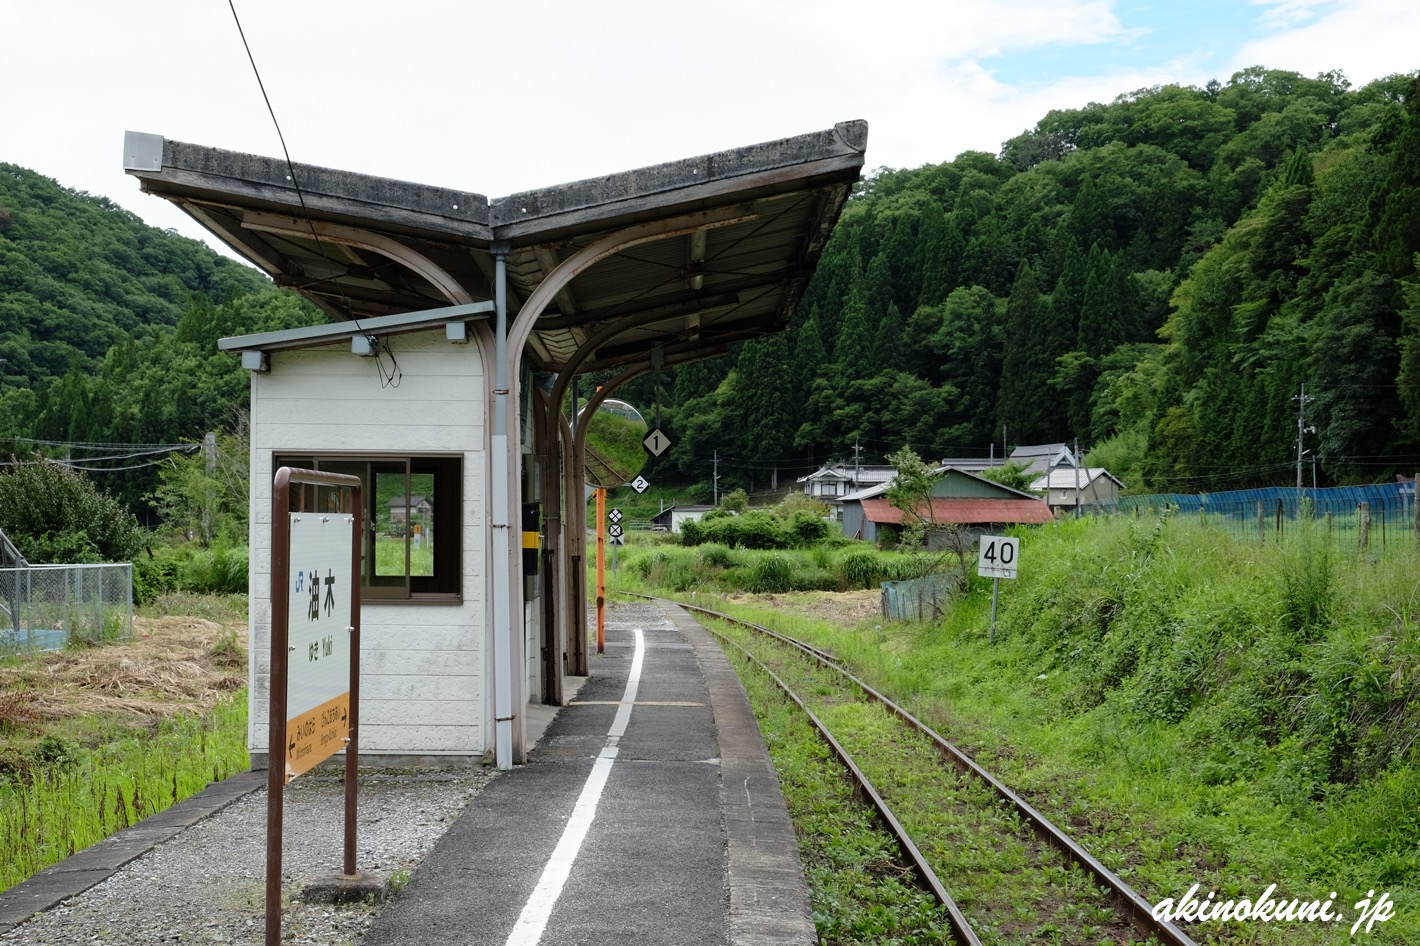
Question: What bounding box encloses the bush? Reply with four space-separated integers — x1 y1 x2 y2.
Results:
689 510 789 550
789 566 839 592
0 459 142 564
678 519 705 546
837 551 882 590
746 554 793 593
698 543 735 568
133 542 249 599
633 551 671 579
786 510 829 547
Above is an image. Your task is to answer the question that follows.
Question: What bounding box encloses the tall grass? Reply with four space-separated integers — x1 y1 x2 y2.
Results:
0 691 249 891
615 542 928 596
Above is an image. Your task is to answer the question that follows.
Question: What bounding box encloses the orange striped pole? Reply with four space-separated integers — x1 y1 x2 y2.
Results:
595 488 606 654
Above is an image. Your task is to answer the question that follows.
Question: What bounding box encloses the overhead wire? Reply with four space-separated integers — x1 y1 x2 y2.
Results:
225 0 401 388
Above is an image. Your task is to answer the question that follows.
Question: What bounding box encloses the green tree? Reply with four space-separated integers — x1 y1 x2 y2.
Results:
734 334 794 465
149 425 251 545
884 446 939 550
0 459 142 563
978 461 1035 493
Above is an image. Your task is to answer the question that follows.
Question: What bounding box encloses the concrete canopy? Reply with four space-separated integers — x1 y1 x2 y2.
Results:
122 122 867 374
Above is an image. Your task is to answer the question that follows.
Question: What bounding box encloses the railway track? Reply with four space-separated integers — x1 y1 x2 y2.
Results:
634 593 1196 946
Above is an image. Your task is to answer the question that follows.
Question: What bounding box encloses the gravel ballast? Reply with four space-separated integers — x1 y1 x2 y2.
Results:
0 767 495 946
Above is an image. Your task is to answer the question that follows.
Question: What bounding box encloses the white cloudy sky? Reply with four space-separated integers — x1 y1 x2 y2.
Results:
5 0 1417 256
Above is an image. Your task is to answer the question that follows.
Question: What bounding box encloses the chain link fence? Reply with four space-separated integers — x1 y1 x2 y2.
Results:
0 563 133 653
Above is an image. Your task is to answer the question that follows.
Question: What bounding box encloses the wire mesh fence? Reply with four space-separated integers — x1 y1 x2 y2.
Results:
1102 482 1420 556
0 563 133 653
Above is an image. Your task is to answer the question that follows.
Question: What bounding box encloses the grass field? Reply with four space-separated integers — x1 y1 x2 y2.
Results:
0 596 250 892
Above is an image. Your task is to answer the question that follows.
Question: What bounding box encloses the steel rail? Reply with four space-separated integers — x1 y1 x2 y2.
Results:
634 593 1197 946
697 616 981 946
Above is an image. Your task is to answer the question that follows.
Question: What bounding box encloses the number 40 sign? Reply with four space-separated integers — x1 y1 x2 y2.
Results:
978 535 1020 580
979 535 1019 646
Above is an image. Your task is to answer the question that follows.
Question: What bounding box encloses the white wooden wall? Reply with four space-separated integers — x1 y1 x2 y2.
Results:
247 330 487 758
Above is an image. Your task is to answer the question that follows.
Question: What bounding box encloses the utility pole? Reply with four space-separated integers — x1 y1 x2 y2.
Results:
852 438 863 489
1073 439 1082 519
1295 383 1315 500
713 450 720 506
203 431 217 545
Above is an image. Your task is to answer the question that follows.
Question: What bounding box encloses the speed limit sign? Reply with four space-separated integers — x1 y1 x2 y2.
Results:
978 536 1019 579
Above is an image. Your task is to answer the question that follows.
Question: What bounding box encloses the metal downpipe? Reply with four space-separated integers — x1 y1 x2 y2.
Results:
490 241 519 769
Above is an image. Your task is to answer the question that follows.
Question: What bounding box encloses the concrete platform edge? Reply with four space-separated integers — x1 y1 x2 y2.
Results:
657 600 817 946
0 769 266 933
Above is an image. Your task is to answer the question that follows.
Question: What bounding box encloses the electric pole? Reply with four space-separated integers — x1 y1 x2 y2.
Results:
713 450 720 506
1295 384 1315 494
1074 439 1082 519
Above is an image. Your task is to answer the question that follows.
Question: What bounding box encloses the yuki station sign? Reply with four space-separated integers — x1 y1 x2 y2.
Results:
285 515 353 778
266 467 364 946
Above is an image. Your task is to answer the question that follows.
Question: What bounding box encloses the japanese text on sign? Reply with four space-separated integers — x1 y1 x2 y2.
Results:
285 515 354 780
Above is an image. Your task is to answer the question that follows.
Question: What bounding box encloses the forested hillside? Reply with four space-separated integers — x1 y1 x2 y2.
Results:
640 67 1420 493
0 165 325 513
4 66 1420 514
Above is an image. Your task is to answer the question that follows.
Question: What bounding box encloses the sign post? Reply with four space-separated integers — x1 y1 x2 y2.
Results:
267 468 362 946
977 535 1019 646
595 488 606 655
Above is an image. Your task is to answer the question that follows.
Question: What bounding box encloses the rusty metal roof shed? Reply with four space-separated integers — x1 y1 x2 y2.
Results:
123 122 867 374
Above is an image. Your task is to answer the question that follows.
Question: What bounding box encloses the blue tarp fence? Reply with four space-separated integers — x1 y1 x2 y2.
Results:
1102 481 1418 551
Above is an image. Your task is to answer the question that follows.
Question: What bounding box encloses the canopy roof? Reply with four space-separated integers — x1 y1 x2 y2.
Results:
124 122 867 374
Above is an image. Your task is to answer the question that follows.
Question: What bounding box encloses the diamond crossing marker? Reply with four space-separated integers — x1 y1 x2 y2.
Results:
631 475 650 494
643 427 672 457
608 508 623 524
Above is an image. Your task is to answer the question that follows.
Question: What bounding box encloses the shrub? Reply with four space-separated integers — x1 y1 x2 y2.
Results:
786 510 829 547
710 508 789 545
678 519 705 546
634 551 671 579
746 554 792 593
719 488 749 513
658 554 706 593
837 551 881 590
699 543 734 568
0 459 142 564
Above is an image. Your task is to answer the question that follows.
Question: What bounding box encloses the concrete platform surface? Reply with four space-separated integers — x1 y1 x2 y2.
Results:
360 599 815 946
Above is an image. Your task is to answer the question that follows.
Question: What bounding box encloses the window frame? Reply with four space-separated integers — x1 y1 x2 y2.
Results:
274 453 463 603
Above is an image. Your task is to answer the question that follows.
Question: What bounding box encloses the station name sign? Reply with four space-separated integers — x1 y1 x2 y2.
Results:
285 515 354 781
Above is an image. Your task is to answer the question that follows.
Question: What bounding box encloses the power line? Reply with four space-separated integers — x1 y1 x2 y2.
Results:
225 0 401 387
8 438 197 451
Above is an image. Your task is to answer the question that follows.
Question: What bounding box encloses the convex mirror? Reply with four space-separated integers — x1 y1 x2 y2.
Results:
580 398 648 489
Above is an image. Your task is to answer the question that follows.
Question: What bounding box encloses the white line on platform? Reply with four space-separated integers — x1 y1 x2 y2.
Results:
503 627 645 946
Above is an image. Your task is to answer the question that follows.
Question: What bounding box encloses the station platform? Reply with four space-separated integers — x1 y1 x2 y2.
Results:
360 599 815 946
